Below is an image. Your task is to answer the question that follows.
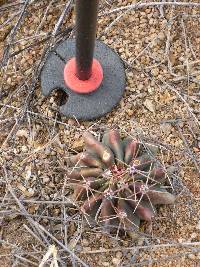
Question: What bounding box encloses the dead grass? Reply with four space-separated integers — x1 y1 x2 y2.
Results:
0 0 200 266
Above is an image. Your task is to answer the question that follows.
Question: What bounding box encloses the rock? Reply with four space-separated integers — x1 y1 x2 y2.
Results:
25 166 32 180
137 237 145 246
112 257 121 265
188 254 196 260
17 183 27 193
151 68 159 76
21 145 28 152
144 99 155 113
196 220 200 230
102 262 109 267
160 123 172 135
82 239 89 246
17 184 35 197
72 139 84 152
116 251 123 259
16 129 29 138
26 188 35 197
126 109 134 116
43 176 50 184
68 119 76 126
191 233 197 239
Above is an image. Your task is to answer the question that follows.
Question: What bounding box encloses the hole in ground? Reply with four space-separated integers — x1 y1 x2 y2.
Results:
50 88 69 108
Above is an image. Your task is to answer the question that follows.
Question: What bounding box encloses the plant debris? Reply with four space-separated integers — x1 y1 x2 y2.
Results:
0 0 200 266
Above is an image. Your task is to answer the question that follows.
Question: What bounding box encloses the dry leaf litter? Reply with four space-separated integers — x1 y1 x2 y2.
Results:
0 0 200 266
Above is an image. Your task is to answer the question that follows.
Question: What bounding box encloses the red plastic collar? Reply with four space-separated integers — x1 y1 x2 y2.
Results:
64 58 103 94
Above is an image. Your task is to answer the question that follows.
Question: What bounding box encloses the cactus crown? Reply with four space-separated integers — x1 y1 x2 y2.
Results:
67 130 175 238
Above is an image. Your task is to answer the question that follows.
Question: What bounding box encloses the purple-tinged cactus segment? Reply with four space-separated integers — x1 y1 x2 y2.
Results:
69 152 104 168
134 167 166 183
129 182 149 196
67 167 103 181
150 167 166 183
72 177 94 200
124 190 155 221
102 130 124 166
68 130 175 237
136 185 176 205
73 177 105 200
123 137 140 164
99 198 118 228
83 132 114 167
118 199 140 230
81 193 103 215
131 154 155 172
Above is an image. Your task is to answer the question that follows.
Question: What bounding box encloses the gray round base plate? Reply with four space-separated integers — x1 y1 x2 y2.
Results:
40 39 126 120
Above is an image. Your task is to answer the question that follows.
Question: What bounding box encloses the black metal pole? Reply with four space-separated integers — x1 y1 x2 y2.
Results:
75 0 99 81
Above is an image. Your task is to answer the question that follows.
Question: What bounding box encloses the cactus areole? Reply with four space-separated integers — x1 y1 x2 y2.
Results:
67 130 175 238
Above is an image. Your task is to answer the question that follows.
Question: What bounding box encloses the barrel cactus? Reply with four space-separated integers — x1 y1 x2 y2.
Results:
67 130 175 238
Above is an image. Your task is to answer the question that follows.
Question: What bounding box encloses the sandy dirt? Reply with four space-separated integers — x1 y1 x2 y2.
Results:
0 0 200 266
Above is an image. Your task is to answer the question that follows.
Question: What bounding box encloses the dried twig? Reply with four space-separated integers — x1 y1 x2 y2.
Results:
0 1 200 266
101 2 200 16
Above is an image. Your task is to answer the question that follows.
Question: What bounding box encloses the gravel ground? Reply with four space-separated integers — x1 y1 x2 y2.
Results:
0 0 200 266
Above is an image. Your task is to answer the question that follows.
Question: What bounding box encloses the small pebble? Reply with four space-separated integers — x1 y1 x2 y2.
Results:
112 257 121 265
188 254 196 260
21 146 28 152
116 251 123 259
102 262 109 267
82 239 89 246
